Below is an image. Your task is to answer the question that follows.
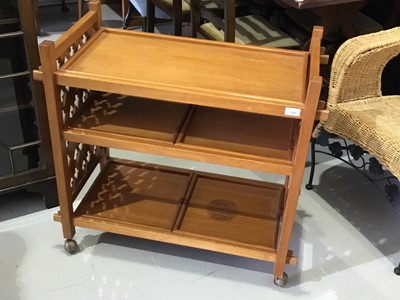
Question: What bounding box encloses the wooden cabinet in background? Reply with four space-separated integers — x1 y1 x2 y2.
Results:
0 0 57 208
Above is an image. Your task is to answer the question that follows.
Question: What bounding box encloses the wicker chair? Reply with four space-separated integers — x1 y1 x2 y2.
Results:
312 27 400 275
314 27 400 178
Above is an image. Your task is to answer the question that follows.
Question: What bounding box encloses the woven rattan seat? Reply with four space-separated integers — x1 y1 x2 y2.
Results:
314 27 400 179
324 96 400 178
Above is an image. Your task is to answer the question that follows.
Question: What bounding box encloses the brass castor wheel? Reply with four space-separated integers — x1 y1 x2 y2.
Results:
64 239 78 254
394 266 400 275
274 272 288 287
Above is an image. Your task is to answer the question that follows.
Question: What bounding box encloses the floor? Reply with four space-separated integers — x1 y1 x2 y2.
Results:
1 2 399 300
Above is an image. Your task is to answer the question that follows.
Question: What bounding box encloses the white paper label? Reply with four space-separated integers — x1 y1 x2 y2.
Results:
284 107 301 117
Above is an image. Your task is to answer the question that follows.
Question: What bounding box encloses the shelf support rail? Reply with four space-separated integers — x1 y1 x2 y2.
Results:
36 0 104 240
274 26 324 279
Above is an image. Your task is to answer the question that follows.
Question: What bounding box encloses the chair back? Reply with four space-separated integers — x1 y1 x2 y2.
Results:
328 27 400 105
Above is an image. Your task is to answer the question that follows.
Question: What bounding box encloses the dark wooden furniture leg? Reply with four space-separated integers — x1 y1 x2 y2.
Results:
146 0 156 32
190 0 201 38
172 0 183 36
61 0 68 12
224 0 235 42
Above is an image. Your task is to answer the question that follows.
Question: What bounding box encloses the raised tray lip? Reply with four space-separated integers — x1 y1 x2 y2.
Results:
73 27 308 60
54 28 308 118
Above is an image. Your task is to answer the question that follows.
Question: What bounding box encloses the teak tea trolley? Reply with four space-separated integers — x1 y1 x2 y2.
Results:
34 1 323 286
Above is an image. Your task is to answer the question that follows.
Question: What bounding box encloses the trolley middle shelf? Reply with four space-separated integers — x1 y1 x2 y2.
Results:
63 92 298 175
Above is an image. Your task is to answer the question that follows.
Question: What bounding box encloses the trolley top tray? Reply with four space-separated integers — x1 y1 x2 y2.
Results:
54 28 310 118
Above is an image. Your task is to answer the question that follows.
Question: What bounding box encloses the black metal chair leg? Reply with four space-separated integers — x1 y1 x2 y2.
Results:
142 17 146 32
61 0 69 12
306 138 316 190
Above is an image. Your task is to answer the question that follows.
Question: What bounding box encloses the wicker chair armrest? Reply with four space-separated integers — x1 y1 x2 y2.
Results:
328 27 400 105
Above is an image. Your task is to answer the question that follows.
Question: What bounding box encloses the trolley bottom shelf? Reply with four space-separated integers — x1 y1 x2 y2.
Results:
54 158 297 264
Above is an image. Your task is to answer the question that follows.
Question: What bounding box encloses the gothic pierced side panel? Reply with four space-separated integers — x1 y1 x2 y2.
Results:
54 26 98 126
47 23 105 199
60 86 91 126
56 26 96 71
66 141 105 199
58 86 106 199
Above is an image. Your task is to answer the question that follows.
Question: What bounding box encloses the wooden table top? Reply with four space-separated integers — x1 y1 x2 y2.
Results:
278 0 366 9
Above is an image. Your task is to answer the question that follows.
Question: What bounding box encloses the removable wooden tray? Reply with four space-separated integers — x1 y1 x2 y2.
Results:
177 106 297 161
70 93 191 143
65 95 296 174
74 159 192 230
68 158 284 250
175 173 284 250
56 28 309 118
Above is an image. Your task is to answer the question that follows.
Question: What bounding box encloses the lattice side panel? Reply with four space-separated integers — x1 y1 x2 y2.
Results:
66 141 106 200
60 86 92 126
55 30 102 199
54 27 98 126
56 26 97 71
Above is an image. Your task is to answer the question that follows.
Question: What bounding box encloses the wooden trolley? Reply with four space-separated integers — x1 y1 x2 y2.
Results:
34 1 323 286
